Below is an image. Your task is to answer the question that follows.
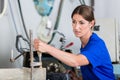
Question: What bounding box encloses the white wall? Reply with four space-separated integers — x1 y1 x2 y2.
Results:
94 0 120 36
94 0 120 62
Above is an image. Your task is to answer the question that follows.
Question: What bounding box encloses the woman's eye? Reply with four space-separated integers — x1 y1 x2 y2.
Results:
79 21 84 24
72 20 76 24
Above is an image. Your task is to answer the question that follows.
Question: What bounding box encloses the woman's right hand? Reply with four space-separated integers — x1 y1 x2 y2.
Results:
34 38 47 53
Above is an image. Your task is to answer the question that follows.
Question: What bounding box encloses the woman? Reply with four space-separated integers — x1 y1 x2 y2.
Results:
34 5 115 80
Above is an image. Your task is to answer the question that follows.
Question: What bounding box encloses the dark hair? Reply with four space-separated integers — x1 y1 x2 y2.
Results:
71 5 95 23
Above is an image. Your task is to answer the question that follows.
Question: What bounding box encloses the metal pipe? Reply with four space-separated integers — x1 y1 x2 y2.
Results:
29 30 33 80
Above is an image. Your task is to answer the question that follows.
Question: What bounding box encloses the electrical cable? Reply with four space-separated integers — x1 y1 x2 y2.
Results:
17 0 29 41
79 0 82 4
16 0 31 55
0 0 7 18
8 0 26 62
8 0 27 52
8 0 19 36
10 34 30 62
79 0 85 5
90 0 95 7
48 0 64 44
15 35 30 53
8 0 30 61
82 0 86 5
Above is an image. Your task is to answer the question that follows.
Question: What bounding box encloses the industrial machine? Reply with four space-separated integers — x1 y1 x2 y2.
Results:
0 0 120 80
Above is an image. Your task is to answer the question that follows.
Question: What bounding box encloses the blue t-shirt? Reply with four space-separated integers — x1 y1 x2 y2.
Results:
80 33 115 80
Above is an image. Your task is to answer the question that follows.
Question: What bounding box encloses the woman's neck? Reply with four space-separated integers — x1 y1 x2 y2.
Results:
80 32 92 48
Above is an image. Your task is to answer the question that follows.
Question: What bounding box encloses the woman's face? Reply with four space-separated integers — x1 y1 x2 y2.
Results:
72 14 93 38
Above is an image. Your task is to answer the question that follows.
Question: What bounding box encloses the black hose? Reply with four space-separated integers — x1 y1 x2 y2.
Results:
17 0 29 41
15 35 30 53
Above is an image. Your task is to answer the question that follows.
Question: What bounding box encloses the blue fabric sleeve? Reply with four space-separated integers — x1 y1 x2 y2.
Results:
81 42 105 68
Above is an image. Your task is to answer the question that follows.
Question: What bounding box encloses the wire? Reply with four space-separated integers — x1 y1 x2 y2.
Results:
0 0 8 18
79 0 82 4
48 0 64 44
8 0 23 49
17 0 29 41
90 0 95 7
15 35 30 53
82 0 86 4
79 0 86 5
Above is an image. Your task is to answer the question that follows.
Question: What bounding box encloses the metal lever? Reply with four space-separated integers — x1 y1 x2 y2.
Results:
29 30 33 80
29 30 43 80
38 52 42 68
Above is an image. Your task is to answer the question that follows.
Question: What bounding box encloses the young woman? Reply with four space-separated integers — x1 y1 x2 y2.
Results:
34 5 115 80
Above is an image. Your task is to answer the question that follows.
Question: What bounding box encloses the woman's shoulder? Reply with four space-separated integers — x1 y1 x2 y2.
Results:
91 33 104 43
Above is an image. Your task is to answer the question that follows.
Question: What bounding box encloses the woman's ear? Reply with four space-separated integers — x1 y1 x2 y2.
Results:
90 20 95 29
91 20 95 26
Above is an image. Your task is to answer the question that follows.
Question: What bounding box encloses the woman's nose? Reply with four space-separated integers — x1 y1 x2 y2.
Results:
74 23 80 29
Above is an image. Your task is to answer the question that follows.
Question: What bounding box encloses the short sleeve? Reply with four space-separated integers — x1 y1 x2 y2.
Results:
81 42 105 68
